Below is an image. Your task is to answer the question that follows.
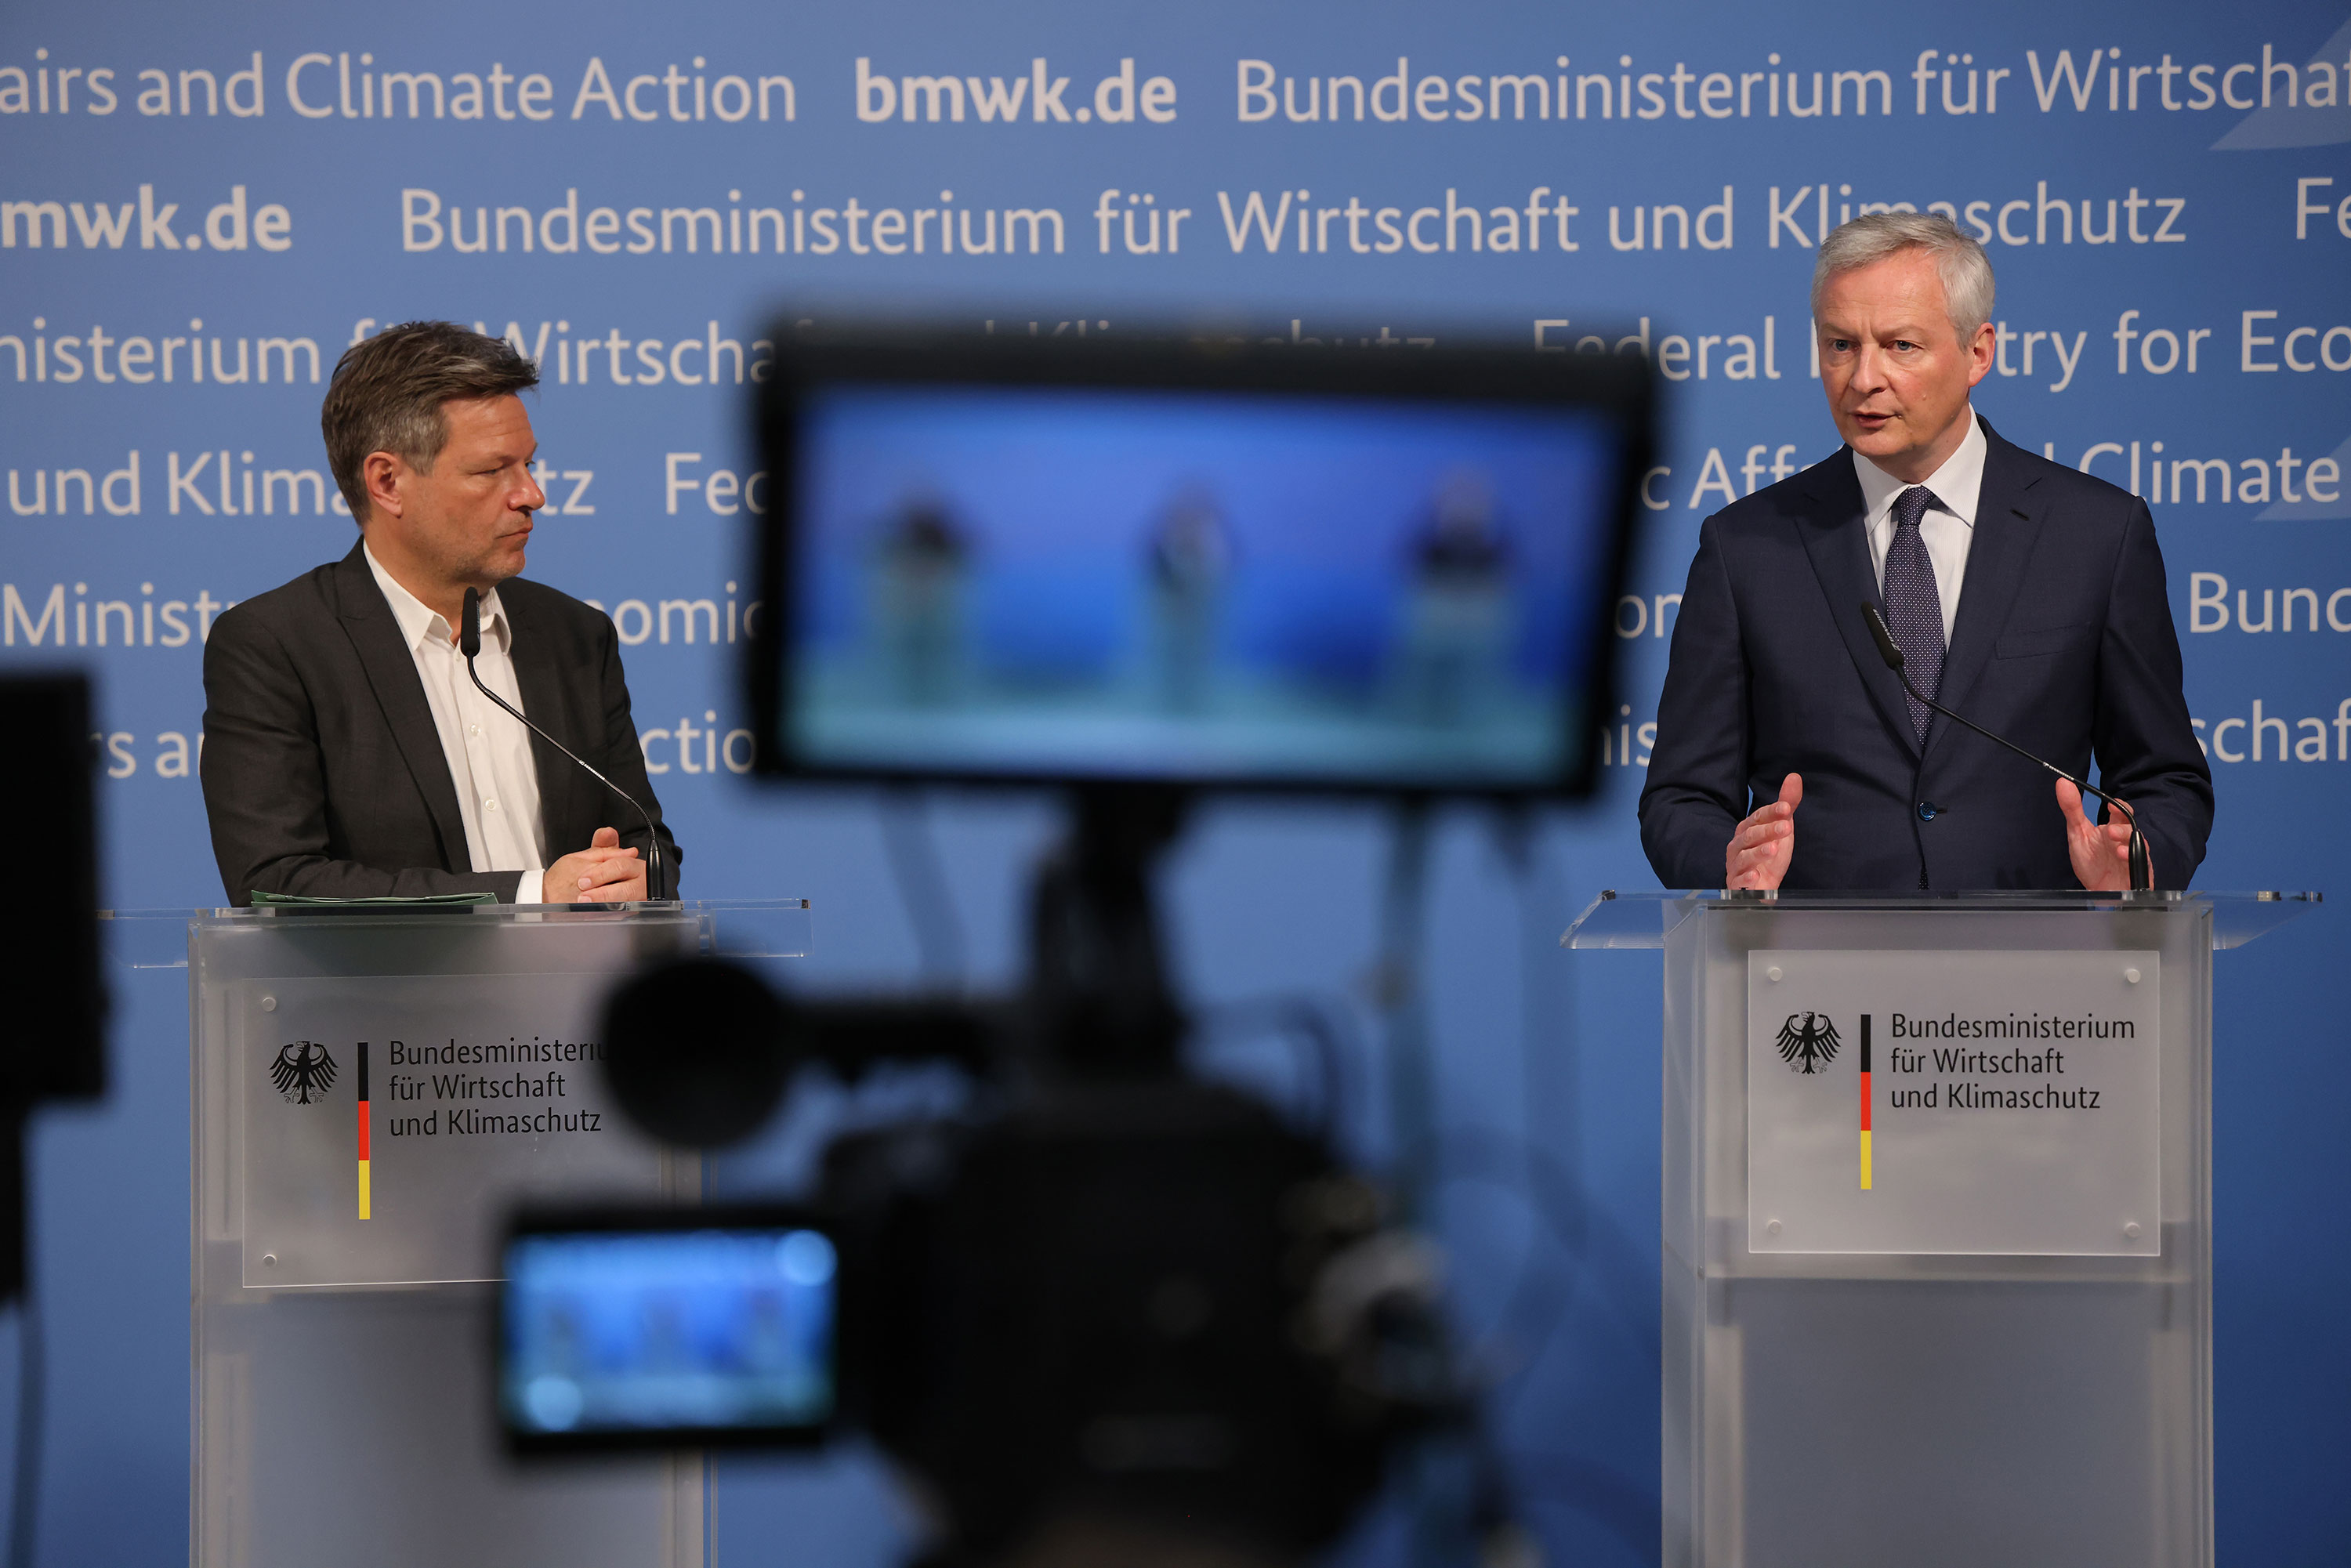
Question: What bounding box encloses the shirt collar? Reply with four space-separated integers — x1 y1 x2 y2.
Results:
1852 409 1987 531
362 541 511 655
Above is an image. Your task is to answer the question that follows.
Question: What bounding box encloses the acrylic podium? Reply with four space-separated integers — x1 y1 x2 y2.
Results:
1566 889 2320 1568
183 900 810 1568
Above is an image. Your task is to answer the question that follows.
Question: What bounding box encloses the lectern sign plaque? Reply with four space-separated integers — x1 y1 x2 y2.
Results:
1747 948 2161 1255
237 972 672 1287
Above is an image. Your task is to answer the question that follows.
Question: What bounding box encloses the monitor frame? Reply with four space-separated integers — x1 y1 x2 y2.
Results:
748 328 1653 800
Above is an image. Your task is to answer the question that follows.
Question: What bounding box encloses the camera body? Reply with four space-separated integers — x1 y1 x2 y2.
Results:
501 994 1447 1563
828 1077 1417 1557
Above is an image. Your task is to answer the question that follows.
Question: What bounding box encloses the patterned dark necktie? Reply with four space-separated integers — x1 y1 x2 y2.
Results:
1882 484 1945 743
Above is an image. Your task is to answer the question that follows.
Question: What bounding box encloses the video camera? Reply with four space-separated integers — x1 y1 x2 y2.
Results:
495 326 1650 1565
0 675 107 1303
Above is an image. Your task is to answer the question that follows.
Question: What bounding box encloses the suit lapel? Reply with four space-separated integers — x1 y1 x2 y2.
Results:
331 542 471 867
1922 422 2048 764
1795 450 1922 758
502 590 581 849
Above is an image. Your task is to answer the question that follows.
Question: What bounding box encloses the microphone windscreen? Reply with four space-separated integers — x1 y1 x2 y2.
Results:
1860 602 1904 670
461 587 482 659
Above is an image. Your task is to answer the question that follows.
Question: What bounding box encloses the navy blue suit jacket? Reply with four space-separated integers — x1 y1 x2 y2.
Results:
1639 420 2213 891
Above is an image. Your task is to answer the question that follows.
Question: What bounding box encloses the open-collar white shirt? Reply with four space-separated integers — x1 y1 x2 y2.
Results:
1853 410 1987 646
364 544 548 892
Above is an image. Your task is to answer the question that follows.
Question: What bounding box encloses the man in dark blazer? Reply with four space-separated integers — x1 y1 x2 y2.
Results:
202 322 678 905
1639 214 2212 892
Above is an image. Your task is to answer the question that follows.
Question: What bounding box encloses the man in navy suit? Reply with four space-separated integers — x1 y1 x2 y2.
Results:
1639 213 2212 891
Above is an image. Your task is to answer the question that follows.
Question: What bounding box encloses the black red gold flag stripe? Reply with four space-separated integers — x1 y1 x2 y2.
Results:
355 1044 369 1222
1853 1020 1871 1190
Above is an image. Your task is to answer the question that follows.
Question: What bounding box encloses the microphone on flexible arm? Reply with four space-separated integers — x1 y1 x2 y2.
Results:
462 587 669 903
1859 601 2150 893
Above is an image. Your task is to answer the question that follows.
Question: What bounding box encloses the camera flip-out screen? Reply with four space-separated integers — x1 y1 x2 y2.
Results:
498 1212 838 1450
755 337 1646 795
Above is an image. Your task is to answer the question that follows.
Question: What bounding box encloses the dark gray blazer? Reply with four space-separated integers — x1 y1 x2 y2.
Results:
201 540 680 904
1639 419 2213 891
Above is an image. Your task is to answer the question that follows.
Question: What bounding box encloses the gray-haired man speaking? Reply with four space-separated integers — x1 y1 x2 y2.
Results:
201 321 679 905
1639 212 2211 893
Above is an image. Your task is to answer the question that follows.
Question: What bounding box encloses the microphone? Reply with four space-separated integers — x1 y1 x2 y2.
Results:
462 586 669 903
1859 602 2150 893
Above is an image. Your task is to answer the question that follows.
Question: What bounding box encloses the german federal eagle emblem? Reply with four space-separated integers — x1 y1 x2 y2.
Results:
270 1041 339 1105
1776 1012 1841 1075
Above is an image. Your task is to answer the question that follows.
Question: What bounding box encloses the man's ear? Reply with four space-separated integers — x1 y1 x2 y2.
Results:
1965 320 1997 388
361 451 406 523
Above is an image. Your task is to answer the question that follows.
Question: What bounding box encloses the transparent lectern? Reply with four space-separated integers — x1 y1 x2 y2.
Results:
1565 889 2319 1568
183 900 810 1568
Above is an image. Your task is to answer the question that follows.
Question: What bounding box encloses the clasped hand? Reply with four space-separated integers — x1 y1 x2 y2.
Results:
541 825 644 904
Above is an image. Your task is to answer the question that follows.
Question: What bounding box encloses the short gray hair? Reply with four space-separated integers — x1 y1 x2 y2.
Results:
1810 212 1995 342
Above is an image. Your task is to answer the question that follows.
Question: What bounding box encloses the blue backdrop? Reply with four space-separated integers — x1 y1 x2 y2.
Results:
3 2 2347 1563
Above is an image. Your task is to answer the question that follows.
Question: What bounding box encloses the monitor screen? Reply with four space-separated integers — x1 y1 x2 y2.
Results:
770 376 1632 792
498 1222 837 1447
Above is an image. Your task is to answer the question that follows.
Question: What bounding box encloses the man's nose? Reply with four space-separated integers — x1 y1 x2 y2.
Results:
516 472 547 512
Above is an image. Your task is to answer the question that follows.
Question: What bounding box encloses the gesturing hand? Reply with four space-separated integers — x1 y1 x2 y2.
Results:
541 825 646 904
1726 773 1802 890
2056 779 2143 892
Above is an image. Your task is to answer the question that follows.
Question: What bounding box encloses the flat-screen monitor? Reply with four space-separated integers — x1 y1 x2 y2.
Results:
498 1209 838 1451
752 333 1648 795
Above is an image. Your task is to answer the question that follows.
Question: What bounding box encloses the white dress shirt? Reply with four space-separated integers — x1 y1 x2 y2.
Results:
364 545 549 896
1853 411 1987 646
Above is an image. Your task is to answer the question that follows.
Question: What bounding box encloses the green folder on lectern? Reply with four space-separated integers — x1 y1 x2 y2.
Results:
248 889 497 907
